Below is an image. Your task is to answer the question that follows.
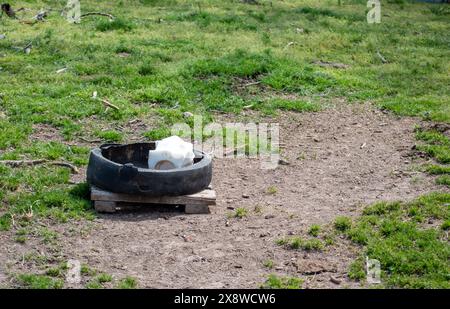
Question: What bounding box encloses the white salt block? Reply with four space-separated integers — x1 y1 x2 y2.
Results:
148 136 195 170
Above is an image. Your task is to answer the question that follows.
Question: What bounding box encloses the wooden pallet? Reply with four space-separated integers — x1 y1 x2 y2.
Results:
90 186 216 214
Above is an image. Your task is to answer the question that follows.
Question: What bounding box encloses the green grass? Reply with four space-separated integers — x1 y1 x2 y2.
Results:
333 216 352 232
0 181 95 231
263 259 274 269
232 207 248 219
85 273 113 289
95 18 135 32
38 227 59 244
16 274 64 289
426 165 450 175
0 0 447 151
85 280 104 289
415 128 450 164
96 273 113 283
96 130 123 142
0 0 449 289
442 220 450 231
44 262 69 278
144 127 171 141
0 2 448 220
261 274 303 289
308 224 321 237
276 236 324 251
416 128 450 186
338 193 450 288
80 264 97 277
45 267 63 278
14 235 27 243
267 98 321 112
348 256 366 281
266 186 277 195
436 175 450 187
115 277 138 289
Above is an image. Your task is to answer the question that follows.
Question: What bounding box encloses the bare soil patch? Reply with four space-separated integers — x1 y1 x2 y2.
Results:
1 103 447 288
29 124 65 144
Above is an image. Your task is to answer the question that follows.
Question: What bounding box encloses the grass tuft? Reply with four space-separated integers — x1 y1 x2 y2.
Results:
334 216 352 232
116 277 138 289
308 224 321 237
277 237 324 251
261 274 303 289
96 18 135 32
16 274 64 289
340 193 450 288
233 208 248 219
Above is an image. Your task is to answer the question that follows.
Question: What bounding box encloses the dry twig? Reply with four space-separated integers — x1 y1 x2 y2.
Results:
80 12 114 20
0 159 79 174
50 161 79 174
101 99 120 111
0 159 47 167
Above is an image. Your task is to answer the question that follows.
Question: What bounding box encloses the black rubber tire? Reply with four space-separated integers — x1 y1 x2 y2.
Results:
86 143 212 196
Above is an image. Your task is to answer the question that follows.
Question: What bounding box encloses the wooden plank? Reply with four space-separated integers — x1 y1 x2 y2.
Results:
94 201 117 213
91 186 216 206
185 204 210 214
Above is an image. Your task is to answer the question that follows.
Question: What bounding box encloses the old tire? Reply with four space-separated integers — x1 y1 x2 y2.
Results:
86 143 212 196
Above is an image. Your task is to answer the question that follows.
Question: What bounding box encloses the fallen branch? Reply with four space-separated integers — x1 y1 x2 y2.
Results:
80 12 114 20
101 99 120 111
50 161 79 174
0 159 79 174
0 159 47 167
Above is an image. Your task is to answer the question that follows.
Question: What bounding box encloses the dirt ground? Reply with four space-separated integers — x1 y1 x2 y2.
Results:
1 103 447 289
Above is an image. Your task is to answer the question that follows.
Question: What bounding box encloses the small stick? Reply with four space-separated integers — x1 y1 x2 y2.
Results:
101 99 120 111
242 81 261 87
0 159 48 167
80 12 114 20
50 161 79 174
0 159 79 174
